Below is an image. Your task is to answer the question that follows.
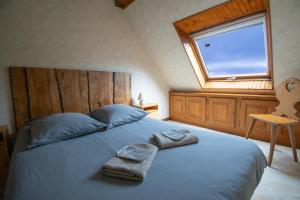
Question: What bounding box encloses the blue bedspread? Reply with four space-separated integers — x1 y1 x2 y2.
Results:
5 118 266 200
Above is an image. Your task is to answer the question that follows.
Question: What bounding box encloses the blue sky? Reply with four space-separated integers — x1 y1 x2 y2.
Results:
196 23 267 77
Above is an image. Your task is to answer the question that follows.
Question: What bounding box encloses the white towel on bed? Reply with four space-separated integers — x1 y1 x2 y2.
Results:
117 144 152 162
102 144 158 181
161 129 189 141
153 130 199 149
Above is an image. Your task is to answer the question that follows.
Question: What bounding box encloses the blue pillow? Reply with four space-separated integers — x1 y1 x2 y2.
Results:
90 104 148 129
28 113 107 149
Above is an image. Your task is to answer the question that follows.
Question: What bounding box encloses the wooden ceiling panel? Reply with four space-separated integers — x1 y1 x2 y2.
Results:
174 0 268 34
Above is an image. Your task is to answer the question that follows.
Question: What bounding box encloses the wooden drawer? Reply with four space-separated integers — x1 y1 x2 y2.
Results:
208 98 236 129
186 97 206 123
170 95 186 120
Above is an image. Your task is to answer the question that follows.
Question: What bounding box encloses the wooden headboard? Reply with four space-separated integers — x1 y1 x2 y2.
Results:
10 67 132 131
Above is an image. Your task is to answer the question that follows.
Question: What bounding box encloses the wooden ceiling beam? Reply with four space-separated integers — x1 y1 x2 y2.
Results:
115 0 135 9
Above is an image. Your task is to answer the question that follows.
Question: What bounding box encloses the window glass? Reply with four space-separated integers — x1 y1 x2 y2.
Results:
195 20 268 78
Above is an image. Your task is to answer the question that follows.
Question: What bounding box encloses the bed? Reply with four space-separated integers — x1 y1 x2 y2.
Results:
5 117 266 200
5 67 267 200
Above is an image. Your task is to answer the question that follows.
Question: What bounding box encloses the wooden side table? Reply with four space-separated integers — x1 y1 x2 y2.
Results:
0 125 9 188
133 103 160 119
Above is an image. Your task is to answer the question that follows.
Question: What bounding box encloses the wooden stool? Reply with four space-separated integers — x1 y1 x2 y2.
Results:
245 114 299 166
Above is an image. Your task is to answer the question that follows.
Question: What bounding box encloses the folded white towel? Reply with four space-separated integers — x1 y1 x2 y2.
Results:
117 144 152 162
102 144 158 181
153 131 199 149
161 129 190 141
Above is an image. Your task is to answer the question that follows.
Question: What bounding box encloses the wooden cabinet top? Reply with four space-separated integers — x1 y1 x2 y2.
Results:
133 103 158 112
169 91 277 101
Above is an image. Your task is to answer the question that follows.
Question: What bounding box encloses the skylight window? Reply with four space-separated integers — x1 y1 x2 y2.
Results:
193 14 269 79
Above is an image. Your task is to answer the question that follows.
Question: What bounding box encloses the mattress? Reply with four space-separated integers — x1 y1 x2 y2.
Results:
5 118 267 200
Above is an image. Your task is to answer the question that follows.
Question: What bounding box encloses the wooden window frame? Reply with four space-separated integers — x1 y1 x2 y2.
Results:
173 0 274 92
192 13 270 80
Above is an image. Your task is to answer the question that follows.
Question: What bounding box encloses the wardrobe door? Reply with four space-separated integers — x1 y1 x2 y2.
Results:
186 97 206 123
170 95 186 120
208 98 236 129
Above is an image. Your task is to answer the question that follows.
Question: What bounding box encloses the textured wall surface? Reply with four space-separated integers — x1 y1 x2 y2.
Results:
1 0 300 132
270 0 300 85
0 0 169 132
125 0 300 90
125 0 225 91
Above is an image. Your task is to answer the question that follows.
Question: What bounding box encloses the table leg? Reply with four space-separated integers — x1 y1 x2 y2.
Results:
245 118 257 139
268 124 278 166
287 125 298 162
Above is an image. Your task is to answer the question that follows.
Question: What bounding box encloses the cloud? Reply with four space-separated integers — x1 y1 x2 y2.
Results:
205 59 268 76
207 59 267 71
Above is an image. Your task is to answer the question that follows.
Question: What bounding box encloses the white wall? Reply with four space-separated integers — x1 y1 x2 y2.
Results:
125 0 300 89
1 0 300 133
0 0 170 132
270 0 300 85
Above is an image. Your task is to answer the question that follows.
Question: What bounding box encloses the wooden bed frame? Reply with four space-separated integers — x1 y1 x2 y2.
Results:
10 67 132 132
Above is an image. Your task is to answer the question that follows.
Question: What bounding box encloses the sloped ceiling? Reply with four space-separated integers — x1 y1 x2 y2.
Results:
0 0 171 129
124 0 300 90
124 0 227 91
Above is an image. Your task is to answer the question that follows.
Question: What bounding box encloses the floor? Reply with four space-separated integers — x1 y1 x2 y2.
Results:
251 139 300 200
1 122 299 200
168 120 300 200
